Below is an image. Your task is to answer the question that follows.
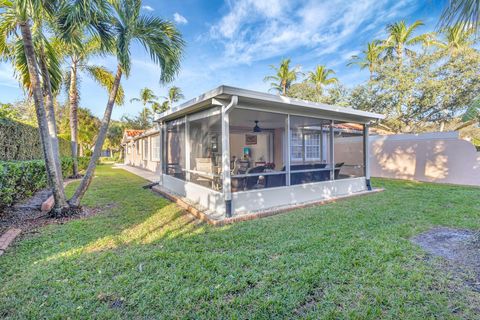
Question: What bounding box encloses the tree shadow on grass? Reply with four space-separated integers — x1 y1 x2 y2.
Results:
2 168 480 318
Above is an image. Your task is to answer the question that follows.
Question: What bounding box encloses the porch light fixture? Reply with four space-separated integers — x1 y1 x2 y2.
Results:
253 120 262 133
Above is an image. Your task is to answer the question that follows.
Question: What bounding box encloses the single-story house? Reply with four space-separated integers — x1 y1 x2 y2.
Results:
121 128 161 173
125 85 383 219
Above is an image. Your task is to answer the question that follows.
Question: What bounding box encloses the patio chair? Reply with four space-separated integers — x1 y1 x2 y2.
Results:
194 158 214 187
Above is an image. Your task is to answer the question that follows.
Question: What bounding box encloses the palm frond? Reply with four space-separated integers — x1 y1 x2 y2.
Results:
131 15 184 82
85 65 125 105
439 0 480 34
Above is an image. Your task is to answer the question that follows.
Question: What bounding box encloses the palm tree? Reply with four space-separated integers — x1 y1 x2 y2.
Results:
157 86 184 112
264 58 302 95
439 0 480 34
305 65 338 96
434 24 475 56
69 0 184 207
383 20 427 65
0 0 69 213
166 86 184 104
348 41 384 80
56 34 125 177
130 87 158 106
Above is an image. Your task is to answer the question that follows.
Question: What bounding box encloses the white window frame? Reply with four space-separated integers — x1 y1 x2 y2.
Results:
304 133 321 161
290 130 321 162
151 134 160 161
143 138 149 160
290 130 303 161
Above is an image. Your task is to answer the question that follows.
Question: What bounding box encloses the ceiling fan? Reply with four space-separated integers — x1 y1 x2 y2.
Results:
253 120 262 133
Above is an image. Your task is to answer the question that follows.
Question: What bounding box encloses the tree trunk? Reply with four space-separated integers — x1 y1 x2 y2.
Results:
69 66 123 207
69 59 79 177
19 22 68 215
37 43 69 214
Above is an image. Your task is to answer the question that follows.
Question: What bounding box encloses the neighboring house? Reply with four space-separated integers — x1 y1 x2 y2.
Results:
122 128 161 173
138 85 384 219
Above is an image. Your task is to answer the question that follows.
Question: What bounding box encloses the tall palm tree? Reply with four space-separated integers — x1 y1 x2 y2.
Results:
305 65 338 96
383 20 427 65
56 34 125 177
69 0 184 207
130 87 158 106
440 0 480 34
348 41 384 80
0 0 69 213
264 58 302 95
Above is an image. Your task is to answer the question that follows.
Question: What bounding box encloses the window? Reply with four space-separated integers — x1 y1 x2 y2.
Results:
136 140 141 155
290 131 303 161
143 138 149 160
151 134 160 161
289 131 321 161
127 144 131 154
305 133 320 160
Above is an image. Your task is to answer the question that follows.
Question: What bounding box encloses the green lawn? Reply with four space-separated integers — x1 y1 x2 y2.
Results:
1 165 480 319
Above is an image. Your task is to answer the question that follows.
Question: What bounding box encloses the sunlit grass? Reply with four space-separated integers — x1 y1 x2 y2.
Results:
0 165 479 319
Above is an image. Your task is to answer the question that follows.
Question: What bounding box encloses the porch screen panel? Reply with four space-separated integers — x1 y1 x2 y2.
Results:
333 122 365 179
229 108 287 192
166 118 186 180
188 112 223 191
289 116 332 185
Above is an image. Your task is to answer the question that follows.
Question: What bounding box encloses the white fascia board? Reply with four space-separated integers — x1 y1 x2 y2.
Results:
155 85 384 123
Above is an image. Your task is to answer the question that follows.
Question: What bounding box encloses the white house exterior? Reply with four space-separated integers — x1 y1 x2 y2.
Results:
122 128 161 173
135 85 385 219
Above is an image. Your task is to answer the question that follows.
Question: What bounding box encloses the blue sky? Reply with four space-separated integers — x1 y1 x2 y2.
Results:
0 0 446 120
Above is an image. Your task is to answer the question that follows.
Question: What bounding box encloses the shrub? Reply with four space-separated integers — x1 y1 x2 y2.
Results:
0 118 70 161
0 157 89 209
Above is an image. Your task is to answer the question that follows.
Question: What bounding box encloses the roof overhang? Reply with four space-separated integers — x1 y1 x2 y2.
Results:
155 85 384 124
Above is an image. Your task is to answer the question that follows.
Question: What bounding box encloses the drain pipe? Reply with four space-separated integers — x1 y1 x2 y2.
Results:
222 95 238 217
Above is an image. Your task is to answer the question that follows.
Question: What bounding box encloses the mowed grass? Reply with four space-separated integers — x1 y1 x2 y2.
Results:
1 165 480 319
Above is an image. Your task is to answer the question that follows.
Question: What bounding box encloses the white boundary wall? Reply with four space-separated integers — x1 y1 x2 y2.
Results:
337 132 480 186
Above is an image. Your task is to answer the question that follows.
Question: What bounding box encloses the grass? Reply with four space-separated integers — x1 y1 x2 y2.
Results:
1 165 480 319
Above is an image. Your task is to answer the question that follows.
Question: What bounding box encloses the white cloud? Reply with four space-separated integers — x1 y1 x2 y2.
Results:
142 5 154 12
173 13 188 25
208 0 420 66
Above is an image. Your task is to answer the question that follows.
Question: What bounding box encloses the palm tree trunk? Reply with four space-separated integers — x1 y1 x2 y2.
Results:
69 60 79 177
69 66 123 207
19 22 68 215
38 44 69 214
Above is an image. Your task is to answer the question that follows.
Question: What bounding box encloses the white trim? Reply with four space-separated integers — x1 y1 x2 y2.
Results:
156 85 384 123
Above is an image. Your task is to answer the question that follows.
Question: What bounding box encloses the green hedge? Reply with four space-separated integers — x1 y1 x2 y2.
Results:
0 118 70 161
0 157 89 209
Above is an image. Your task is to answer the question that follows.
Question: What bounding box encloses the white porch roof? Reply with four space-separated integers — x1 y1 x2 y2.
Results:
155 85 384 124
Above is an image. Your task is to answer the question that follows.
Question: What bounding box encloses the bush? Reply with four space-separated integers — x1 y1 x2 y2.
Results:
0 157 89 208
0 118 70 161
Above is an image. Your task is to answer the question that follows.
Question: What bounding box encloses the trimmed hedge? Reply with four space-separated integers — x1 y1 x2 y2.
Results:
0 157 89 208
0 118 70 161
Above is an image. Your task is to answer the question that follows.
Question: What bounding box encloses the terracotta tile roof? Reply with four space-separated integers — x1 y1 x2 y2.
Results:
125 129 145 137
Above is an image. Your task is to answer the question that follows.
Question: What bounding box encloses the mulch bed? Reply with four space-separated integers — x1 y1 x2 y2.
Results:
0 187 104 237
412 227 480 292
